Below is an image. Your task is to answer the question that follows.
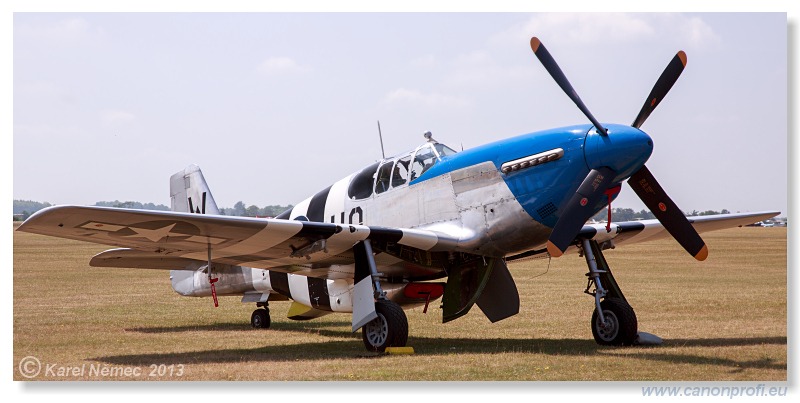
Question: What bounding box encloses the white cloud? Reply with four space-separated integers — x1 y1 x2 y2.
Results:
492 13 719 49
257 57 310 75
383 88 470 109
443 51 532 89
492 13 652 47
445 65 531 89
673 15 722 48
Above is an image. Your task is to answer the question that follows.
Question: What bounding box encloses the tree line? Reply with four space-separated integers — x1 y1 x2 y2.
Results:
591 208 731 222
12 199 732 222
13 199 293 221
219 201 293 218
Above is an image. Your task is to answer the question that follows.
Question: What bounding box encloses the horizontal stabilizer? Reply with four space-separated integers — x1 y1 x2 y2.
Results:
241 292 269 303
90 248 199 270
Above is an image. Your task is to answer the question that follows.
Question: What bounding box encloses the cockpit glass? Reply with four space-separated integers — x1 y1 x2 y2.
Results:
391 156 412 187
374 161 394 194
411 146 437 181
370 141 456 194
434 143 457 157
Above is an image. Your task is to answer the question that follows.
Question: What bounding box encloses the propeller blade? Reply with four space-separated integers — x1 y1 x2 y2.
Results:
530 37 607 135
628 165 708 260
631 51 687 129
547 167 617 257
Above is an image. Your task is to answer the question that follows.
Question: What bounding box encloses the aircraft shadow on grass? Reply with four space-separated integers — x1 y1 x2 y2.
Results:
126 321 353 334
100 322 787 373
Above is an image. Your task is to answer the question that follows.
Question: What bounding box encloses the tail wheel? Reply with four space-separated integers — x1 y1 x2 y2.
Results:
361 300 408 352
591 297 637 346
251 308 271 329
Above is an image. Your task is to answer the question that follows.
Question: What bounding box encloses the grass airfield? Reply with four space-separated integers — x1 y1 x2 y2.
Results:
13 223 786 381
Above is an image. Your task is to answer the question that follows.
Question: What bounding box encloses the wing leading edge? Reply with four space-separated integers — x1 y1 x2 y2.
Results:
19 206 779 271
508 211 780 260
17 205 459 279
579 211 781 246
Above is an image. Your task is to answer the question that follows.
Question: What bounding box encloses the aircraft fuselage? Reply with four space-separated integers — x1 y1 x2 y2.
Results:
171 122 654 313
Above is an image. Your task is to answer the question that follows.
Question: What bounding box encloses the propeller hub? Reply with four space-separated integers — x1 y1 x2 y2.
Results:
584 124 653 181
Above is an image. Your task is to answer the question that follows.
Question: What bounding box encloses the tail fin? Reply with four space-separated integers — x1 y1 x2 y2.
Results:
170 165 220 215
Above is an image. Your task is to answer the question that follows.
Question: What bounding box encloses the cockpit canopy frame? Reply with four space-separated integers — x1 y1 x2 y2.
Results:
347 141 457 200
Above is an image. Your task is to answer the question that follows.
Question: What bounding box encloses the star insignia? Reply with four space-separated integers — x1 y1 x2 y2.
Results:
122 223 178 242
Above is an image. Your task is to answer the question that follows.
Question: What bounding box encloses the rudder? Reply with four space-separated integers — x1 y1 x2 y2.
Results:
170 164 220 215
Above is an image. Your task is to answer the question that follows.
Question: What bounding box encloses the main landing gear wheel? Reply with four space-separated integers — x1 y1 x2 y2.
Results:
591 298 637 346
361 300 408 352
251 308 271 329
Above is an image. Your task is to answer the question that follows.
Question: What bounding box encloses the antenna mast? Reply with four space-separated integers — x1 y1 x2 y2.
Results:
377 120 386 159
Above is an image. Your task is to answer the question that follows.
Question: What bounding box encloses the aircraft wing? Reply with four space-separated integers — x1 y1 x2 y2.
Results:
17 205 458 279
578 211 781 248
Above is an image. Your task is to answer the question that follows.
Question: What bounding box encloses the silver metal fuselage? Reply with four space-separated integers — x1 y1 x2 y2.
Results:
172 124 654 313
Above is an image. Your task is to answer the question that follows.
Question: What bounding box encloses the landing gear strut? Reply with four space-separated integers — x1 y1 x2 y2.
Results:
251 302 271 329
580 238 638 346
354 240 409 352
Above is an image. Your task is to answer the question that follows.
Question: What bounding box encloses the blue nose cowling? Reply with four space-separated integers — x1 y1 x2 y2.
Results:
583 124 654 181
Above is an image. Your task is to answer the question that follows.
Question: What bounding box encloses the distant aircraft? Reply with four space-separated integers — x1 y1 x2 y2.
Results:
18 37 778 352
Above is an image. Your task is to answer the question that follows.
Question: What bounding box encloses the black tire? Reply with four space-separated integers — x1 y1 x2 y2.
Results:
251 308 271 329
361 300 408 352
591 297 637 346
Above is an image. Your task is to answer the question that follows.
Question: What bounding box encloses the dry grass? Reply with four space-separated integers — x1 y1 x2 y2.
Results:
13 223 786 381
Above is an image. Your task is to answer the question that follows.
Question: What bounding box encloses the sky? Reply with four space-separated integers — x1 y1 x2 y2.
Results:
9 12 789 216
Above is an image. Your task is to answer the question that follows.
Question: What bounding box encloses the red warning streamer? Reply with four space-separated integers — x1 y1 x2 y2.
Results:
209 277 219 307
604 185 622 232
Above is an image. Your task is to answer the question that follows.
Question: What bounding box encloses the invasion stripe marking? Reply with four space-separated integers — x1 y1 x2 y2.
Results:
215 220 304 257
398 229 439 250
288 197 311 221
306 185 332 223
619 222 669 244
323 225 370 256
298 221 341 238
616 221 646 234
275 208 291 219
288 274 311 306
323 175 352 225
307 277 331 309
581 222 647 245
269 271 291 298
353 241 371 283
368 227 404 244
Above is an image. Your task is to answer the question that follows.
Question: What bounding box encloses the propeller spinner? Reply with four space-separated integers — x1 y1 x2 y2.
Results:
530 36 707 261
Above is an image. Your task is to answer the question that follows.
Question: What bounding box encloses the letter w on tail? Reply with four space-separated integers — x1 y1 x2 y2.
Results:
170 165 220 215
